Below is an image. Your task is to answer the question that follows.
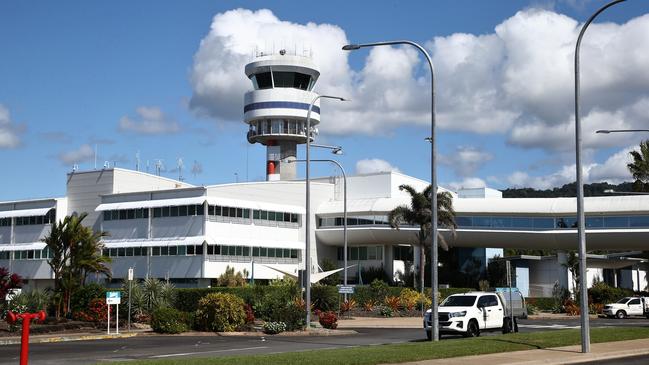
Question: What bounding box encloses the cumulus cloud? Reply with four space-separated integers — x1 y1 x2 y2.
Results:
59 144 95 165
0 104 23 149
439 146 493 177
506 145 636 189
445 177 487 192
118 106 180 135
355 159 401 174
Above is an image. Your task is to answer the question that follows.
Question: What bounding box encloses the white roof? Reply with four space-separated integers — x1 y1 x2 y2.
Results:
96 197 305 214
0 207 54 219
0 242 46 251
102 236 209 248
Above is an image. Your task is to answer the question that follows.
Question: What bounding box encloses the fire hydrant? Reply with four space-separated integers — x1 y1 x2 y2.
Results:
6 311 46 365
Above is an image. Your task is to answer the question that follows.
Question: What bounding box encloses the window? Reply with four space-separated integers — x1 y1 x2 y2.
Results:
127 209 135 220
170 206 179 217
473 217 491 227
152 247 161 256
162 207 170 217
188 245 195 255
104 211 111 221
208 205 215 216
253 210 260 219
179 205 187 216
119 210 127 220
272 71 312 90
630 216 649 227
251 72 272 89
196 204 204 215
169 246 177 256
253 247 260 257
604 216 629 228
533 218 554 229
629 298 641 305
154 208 162 218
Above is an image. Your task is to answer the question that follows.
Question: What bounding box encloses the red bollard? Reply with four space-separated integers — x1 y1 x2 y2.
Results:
6 310 46 365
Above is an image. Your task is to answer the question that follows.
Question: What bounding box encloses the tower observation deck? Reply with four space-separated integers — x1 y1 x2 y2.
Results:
244 50 320 181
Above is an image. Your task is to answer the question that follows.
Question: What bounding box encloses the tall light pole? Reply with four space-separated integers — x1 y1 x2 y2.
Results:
343 40 439 341
304 95 346 328
574 0 626 353
290 156 348 298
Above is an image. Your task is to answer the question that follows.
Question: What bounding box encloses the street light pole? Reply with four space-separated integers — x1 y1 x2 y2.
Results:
304 95 346 329
343 40 439 341
574 0 626 353
290 157 348 299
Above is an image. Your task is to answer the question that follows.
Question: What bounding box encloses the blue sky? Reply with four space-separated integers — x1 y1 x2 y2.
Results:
1 0 648 201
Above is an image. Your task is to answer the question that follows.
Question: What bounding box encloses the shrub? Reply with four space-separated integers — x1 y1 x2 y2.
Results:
70 283 106 313
588 282 634 305
72 298 109 323
384 296 401 312
273 302 305 331
379 306 393 317
318 311 338 329
311 285 338 311
399 288 419 311
253 285 300 322
526 297 555 311
360 266 391 284
564 299 580 316
195 292 246 332
151 307 188 334
339 299 356 315
263 321 286 334
175 287 263 312
362 299 376 312
216 266 248 287
527 304 539 315
244 303 255 324
370 279 390 302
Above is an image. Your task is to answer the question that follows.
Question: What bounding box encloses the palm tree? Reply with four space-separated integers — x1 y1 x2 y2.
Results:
42 213 110 318
627 140 649 192
388 184 456 293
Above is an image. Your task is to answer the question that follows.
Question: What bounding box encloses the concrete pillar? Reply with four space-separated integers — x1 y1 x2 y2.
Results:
557 251 570 290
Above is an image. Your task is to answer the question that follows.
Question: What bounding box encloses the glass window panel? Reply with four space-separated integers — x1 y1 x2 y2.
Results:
161 246 169 256
119 210 127 220
196 205 204 215
473 216 491 227
118 248 126 257
195 245 203 255
335 217 343 226
188 245 195 255
284 213 291 222
243 247 250 256
533 218 554 229
36 216 43 225
170 206 179 217
252 72 272 89
377 246 383 260
291 249 298 259
268 248 276 257
27 250 34 259
557 217 578 228
359 247 368 260
127 209 135 219
104 211 111 221
152 247 160 256
188 205 196 216
350 247 359 261
206 245 213 255
179 205 188 216
235 246 242 256
260 247 267 257
126 247 134 256
110 248 118 257
512 217 533 228
135 209 143 219
208 205 215 215
368 246 377 260
604 216 629 228
29 216 36 225
237 208 243 218
630 216 649 227
253 210 260 219
253 247 260 257
491 217 511 228
134 247 141 256
153 208 162 218
291 214 298 223
162 207 170 217
169 246 177 255
268 211 276 221
177 246 186 255
243 209 250 219
261 210 268 220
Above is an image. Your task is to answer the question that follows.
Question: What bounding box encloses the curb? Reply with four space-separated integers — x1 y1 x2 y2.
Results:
0 332 139 346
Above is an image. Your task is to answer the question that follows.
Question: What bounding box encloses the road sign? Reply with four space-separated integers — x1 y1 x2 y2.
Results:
106 291 121 305
128 268 134 281
338 285 355 294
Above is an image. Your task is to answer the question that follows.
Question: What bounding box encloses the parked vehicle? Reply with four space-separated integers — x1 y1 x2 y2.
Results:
423 291 526 339
603 297 649 319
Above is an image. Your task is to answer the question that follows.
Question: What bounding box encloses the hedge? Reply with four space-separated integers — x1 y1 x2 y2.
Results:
526 297 555 311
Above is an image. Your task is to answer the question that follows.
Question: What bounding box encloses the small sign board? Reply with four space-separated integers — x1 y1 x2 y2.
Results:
338 285 355 294
106 291 121 305
128 268 134 281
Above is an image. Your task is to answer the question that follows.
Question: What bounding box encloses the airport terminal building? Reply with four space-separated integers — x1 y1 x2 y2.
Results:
2 49 648 296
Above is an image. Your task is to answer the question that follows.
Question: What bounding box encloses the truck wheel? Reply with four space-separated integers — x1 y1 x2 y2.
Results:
502 318 513 334
465 320 480 337
616 310 627 319
426 330 432 341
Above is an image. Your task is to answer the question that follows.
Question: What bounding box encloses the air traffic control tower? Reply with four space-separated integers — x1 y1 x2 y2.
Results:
244 50 320 181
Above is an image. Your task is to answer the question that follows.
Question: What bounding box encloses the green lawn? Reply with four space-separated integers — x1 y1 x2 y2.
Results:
107 327 649 365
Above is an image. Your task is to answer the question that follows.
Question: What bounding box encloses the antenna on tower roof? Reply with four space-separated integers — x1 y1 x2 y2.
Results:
135 151 141 171
177 158 184 182
154 159 164 176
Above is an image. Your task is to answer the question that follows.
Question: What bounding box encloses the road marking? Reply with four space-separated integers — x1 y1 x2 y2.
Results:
149 346 269 358
518 324 579 329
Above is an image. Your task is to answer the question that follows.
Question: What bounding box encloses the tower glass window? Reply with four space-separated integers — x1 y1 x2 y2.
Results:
251 72 272 89
272 72 312 90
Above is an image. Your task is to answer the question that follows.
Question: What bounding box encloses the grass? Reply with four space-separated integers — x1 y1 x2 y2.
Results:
108 327 649 365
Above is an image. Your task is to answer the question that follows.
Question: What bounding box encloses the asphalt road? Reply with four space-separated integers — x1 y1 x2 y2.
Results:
1 318 647 364
580 354 649 365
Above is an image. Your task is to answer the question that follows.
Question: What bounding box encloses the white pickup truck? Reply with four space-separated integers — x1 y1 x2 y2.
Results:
603 297 649 319
423 291 526 339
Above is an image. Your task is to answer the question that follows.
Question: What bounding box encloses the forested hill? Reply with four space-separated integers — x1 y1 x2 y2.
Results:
501 181 636 198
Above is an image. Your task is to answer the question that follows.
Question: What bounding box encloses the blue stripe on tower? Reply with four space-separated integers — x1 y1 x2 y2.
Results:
243 102 321 114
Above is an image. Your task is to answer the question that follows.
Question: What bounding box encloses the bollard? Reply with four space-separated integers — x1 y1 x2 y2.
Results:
6 310 46 365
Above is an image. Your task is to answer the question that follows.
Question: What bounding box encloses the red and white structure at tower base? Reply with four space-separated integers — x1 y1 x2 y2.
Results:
244 49 321 181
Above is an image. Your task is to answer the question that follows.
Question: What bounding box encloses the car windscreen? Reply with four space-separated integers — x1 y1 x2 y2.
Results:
616 297 630 304
441 295 477 307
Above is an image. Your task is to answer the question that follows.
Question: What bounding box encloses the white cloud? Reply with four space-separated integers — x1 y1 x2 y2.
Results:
0 104 22 149
506 145 636 189
439 146 493 177
119 106 180 135
445 177 487 192
59 144 94 165
355 159 400 174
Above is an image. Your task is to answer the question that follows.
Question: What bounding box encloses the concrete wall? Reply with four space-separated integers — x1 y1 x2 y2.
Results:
152 216 203 238
0 259 51 280
103 219 148 240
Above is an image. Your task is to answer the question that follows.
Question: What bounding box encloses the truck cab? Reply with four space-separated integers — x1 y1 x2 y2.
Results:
603 297 649 319
423 291 525 339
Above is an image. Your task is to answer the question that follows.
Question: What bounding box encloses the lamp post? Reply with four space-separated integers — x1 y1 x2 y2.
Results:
304 95 346 329
290 156 348 299
343 40 439 341
574 0 626 353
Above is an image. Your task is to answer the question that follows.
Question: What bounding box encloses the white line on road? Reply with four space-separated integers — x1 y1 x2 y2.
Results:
518 324 579 329
149 346 269 358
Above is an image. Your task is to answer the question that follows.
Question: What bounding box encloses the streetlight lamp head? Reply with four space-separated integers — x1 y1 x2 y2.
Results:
342 44 361 51
332 147 343 155
596 130 610 134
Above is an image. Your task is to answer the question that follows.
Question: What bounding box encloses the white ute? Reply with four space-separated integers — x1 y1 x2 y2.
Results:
603 297 649 319
423 291 525 339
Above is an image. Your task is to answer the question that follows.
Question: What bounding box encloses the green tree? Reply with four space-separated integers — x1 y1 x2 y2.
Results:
42 213 110 318
388 184 456 294
627 140 649 192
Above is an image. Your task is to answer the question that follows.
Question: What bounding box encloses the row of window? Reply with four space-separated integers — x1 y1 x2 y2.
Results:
456 215 649 230
208 205 250 219
248 119 308 137
0 247 55 260
253 209 299 224
0 210 56 227
336 246 384 261
101 245 299 259
250 71 315 91
104 208 150 221
318 215 389 228
153 205 205 218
